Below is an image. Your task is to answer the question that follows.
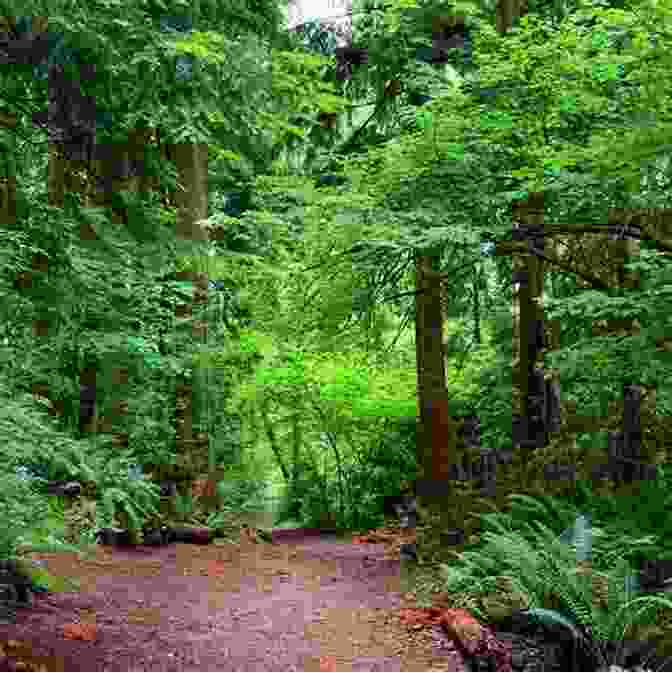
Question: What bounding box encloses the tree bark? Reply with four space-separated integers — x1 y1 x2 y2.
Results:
163 142 209 242
415 249 452 485
511 192 547 452
496 0 526 33
414 247 465 563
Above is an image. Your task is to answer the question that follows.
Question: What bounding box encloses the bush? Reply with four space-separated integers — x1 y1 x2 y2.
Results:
0 387 83 558
87 451 161 533
206 469 271 533
274 461 327 527
0 471 51 559
272 417 417 531
216 475 267 513
342 416 418 530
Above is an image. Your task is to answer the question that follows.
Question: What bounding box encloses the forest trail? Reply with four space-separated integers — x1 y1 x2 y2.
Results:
0 530 467 671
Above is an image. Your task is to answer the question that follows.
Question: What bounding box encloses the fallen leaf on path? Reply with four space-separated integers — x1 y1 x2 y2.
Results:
319 654 337 671
398 606 445 627
62 623 96 641
205 560 228 577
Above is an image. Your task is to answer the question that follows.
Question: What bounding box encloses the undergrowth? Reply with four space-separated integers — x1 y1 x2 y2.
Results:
427 465 672 670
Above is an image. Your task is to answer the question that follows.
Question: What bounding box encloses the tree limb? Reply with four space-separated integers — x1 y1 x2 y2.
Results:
496 221 672 255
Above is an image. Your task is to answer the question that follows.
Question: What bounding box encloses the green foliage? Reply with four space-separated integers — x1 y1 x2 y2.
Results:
273 458 327 526
215 466 268 514
16 497 92 556
434 471 672 667
271 413 417 531
172 490 197 522
501 474 672 571
1 6 671 660
468 316 518 451
0 398 98 557
500 492 583 545
126 335 162 370
0 470 51 560
257 47 347 154
582 466 672 561
338 418 418 530
544 264 672 398
89 452 161 532
439 505 672 668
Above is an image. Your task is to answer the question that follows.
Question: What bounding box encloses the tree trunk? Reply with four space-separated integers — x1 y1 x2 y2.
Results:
163 142 209 242
496 0 527 33
415 249 452 483
414 248 462 564
0 113 17 228
79 367 98 435
511 193 547 454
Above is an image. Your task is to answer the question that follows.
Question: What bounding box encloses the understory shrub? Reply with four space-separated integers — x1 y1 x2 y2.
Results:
274 461 329 526
340 416 417 530
504 467 672 569
272 416 417 531
439 491 672 670
215 469 268 513
0 471 51 560
87 451 161 533
203 465 272 533
0 385 83 558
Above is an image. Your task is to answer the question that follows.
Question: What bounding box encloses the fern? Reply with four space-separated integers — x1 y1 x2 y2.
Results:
478 528 550 573
543 562 597 632
524 590 672 670
497 516 672 669
445 507 660 663
477 510 520 536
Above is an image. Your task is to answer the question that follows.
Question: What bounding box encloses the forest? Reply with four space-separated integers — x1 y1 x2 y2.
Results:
1 0 672 669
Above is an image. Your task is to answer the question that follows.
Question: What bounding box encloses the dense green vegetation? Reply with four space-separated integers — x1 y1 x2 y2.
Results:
1 0 672 667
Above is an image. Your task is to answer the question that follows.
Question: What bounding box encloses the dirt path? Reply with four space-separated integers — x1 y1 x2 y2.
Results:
0 531 467 671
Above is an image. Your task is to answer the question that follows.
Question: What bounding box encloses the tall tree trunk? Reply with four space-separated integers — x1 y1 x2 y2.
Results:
151 141 210 497
0 111 17 228
415 250 452 484
164 142 209 242
496 0 527 33
496 0 537 463
511 193 546 449
414 247 461 564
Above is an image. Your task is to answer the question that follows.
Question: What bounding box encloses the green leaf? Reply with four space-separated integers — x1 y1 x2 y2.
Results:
559 94 579 113
591 30 611 50
591 62 622 82
143 353 162 369
444 143 467 160
415 110 433 130
479 110 514 130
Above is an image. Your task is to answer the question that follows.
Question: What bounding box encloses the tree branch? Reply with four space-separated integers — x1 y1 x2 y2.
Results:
496 221 672 255
527 243 611 290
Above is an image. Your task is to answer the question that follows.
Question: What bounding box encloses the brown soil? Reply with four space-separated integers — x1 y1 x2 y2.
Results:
0 530 468 671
